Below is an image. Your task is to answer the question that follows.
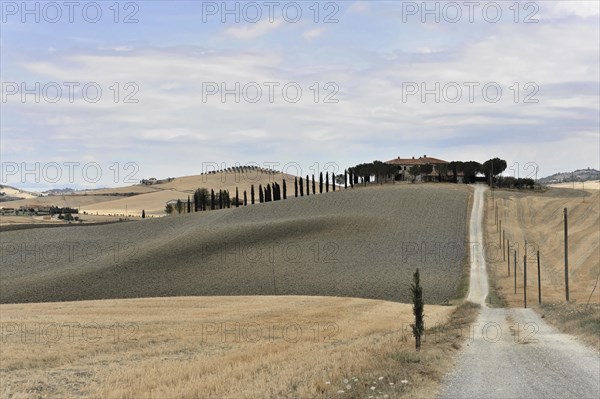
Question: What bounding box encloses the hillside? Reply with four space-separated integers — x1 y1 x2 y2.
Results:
0 184 469 304
539 168 600 184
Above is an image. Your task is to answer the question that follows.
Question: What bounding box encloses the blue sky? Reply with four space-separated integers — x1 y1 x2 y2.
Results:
1 0 599 190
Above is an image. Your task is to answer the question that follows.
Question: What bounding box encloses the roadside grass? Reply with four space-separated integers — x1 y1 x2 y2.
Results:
539 303 600 351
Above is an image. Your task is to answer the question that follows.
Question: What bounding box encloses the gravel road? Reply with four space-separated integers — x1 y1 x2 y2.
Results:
439 184 600 399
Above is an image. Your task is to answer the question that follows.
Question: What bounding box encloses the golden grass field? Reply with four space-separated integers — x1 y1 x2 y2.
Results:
485 187 599 306
484 187 599 349
0 296 480 399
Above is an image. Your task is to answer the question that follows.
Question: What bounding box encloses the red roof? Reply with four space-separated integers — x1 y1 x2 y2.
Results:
386 156 449 165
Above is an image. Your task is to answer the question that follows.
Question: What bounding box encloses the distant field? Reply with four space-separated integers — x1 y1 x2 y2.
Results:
0 184 470 304
548 181 600 190
0 296 464 399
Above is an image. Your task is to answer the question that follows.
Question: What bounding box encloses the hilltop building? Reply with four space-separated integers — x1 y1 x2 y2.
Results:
386 155 462 182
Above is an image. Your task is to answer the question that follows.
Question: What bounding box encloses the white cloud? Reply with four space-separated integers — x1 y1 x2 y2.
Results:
303 28 326 41
225 19 282 40
349 1 369 14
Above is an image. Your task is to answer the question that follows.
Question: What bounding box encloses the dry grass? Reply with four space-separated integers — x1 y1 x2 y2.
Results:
538 303 600 351
485 188 599 306
0 296 479 399
484 187 599 347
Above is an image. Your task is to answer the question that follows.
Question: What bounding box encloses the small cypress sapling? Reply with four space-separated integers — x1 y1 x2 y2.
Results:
411 268 424 352
142 209 145 219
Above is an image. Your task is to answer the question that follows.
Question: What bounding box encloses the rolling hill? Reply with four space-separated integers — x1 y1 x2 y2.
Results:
0 184 470 305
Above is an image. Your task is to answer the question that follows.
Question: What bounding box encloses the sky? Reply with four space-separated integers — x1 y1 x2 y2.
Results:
1 0 599 190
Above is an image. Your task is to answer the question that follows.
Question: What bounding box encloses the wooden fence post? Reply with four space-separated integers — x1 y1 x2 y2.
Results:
564 208 570 302
503 231 505 262
537 250 541 305
507 238 510 276
524 254 527 308
514 250 517 294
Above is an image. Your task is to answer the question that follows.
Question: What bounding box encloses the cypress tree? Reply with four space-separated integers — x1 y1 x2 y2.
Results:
319 172 323 193
326 173 329 192
344 169 348 189
306 175 310 196
227 190 231 208
411 268 424 352
236 187 239 207
299 176 304 196
219 190 223 209
244 190 247 206
283 179 287 199
295 177 298 197
266 185 271 202
259 184 264 203
210 189 215 210
333 174 336 191
187 196 191 213
142 209 145 218
312 175 316 195
251 184 255 204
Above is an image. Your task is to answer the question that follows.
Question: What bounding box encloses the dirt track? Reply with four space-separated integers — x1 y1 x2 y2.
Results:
439 185 600 399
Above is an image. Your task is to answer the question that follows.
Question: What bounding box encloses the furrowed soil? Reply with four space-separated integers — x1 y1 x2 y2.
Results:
1 184 470 305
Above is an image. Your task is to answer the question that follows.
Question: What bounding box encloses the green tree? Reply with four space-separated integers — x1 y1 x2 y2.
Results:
306 175 310 196
436 164 449 182
299 176 304 196
411 268 424 352
251 185 255 204
142 209 146 218
235 187 239 207
259 184 264 203
326 173 329 192
420 163 433 181
483 158 508 186
408 165 421 183
319 172 324 193
210 189 215 210
312 175 316 195
244 190 247 206
176 199 183 214
295 177 298 197
462 161 482 184
283 179 287 199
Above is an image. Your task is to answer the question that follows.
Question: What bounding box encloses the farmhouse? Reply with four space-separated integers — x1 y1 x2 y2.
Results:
386 155 462 182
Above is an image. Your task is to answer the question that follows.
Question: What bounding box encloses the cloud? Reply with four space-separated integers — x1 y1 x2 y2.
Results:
348 1 369 14
225 19 282 39
303 28 326 41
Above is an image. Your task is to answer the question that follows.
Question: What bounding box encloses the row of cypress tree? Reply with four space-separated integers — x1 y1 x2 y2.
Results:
167 170 356 215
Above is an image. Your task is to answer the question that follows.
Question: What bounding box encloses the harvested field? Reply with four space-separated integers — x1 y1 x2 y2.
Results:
0 184 469 304
485 188 599 305
0 296 471 399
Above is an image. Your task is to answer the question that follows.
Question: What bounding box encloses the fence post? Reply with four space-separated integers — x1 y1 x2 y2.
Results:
507 238 510 276
524 254 527 308
499 220 502 243
537 250 541 305
514 250 517 294
564 208 570 302
503 231 505 262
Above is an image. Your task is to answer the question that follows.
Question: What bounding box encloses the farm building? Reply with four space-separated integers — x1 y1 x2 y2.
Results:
386 155 463 182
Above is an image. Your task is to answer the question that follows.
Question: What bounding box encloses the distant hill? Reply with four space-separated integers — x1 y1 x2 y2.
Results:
538 168 600 184
0 185 40 201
